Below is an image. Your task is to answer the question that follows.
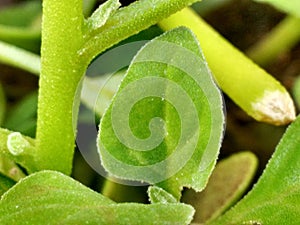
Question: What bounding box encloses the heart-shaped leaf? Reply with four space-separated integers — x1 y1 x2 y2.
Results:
97 27 225 199
0 170 194 225
209 116 300 225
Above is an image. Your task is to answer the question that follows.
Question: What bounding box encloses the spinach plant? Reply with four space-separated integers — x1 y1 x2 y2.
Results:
0 0 299 224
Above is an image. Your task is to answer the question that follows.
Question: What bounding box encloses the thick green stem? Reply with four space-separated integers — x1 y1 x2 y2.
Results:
35 0 85 174
79 0 200 64
246 15 300 66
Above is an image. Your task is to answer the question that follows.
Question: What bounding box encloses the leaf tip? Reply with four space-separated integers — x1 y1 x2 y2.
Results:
252 90 296 125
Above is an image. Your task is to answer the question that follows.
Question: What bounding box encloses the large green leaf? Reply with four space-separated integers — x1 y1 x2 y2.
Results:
209 116 300 225
254 0 300 17
0 170 194 225
98 27 224 199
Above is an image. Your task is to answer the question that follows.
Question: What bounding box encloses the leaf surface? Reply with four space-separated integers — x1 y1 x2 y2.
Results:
98 27 224 199
148 186 177 204
209 116 300 225
0 170 194 225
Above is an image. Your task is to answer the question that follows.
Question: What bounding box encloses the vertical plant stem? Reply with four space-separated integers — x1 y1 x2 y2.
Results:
35 0 85 174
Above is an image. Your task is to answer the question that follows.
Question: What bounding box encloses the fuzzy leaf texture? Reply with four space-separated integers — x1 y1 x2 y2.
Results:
254 0 300 17
0 171 194 225
209 116 300 225
148 186 177 204
97 27 225 199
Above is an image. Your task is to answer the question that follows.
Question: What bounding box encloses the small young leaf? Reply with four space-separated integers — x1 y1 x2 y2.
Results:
84 0 121 33
148 186 177 204
0 170 194 225
98 27 224 199
182 151 258 223
208 116 300 225
254 0 300 18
